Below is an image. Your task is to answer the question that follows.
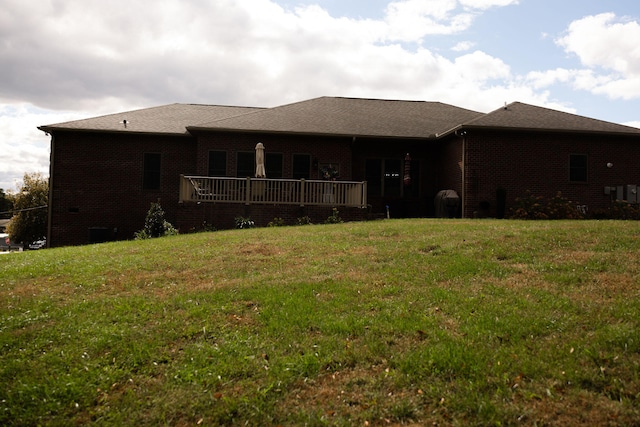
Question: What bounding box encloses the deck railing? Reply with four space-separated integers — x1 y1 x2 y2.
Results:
180 175 367 208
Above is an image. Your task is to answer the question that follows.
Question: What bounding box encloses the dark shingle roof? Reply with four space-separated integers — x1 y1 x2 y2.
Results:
39 103 264 135
189 97 484 138
461 102 640 135
38 98 640 139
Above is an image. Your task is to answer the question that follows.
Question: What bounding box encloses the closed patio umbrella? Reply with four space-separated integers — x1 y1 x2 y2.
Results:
255 142 266 178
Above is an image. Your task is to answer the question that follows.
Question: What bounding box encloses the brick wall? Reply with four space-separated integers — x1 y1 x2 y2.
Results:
463 130 640 217
50 126 639 247
176 202 368 231
50 131 196 247
195 132 353 180
438 138 463 194
49 130 363 246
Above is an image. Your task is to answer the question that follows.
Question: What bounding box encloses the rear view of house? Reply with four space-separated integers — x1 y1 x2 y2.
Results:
39 97 640 247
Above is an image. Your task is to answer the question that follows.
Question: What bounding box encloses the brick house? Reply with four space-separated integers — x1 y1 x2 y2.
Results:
39 97 640 247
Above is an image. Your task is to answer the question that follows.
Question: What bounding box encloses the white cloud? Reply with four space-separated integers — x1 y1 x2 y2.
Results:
383 0 474 40
0 104 85 191
451 41 476 52
590 77 640 100
0 0 528 112
556 13 640 100
525 69 575 89
386 0 459 22
459 0 519 10
454 51 511 82
557 13 640 74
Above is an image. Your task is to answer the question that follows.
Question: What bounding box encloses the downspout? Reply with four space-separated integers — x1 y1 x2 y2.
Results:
46 132 54 248
455 129 467 218
352 136 356 180
461 134 466 218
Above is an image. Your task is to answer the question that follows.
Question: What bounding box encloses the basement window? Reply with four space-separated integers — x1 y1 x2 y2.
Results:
569 154 588 182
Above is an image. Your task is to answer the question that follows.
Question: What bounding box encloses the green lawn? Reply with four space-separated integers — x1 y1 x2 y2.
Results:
1 219 639 426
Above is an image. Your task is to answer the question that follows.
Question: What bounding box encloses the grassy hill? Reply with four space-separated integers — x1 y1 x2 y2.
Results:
1 219 639 426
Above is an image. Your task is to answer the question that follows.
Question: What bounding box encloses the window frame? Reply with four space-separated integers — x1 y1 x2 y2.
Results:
365 158 383 196
383 158 402 197
142 152 162 190
366 157 407 197
208 150 227 177
569 153 588 183
265 152 283 179
292 154 311 180
236 152 255 178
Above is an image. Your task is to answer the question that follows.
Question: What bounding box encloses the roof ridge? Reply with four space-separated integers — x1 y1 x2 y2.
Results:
181 102 266 109
189 104 271 127
77 103 181 121
325 96 462 105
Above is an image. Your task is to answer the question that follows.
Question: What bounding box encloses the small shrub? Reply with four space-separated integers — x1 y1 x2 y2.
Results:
508 191 548 219
592 201 640 220
235 216 255 229
296 216 312 225
545 192 585 219
267 217 286 227
135 202 178 239
508 191 585 220
324 208 343 224
190 221 217 233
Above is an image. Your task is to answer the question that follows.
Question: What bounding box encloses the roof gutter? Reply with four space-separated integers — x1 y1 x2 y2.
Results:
45 131 54 248
453 124 640 138
37 126 193 138
435 124 464 139
435 122 640 139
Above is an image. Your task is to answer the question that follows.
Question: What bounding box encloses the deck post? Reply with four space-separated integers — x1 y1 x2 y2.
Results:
299 179 305 207
245 177 251 205
179 174 185 203
362 181 367 208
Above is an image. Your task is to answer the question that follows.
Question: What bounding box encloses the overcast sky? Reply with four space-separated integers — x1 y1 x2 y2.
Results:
2 0 640 191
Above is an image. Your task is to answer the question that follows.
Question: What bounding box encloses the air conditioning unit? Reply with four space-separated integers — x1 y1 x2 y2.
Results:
626 185 638 203
605 185 639 203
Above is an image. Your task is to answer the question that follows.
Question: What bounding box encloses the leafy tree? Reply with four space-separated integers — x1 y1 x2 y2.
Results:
135 201 178 239
8 173 48 245
0 188 13 219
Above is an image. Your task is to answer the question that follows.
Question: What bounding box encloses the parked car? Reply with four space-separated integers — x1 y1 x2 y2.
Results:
0 233 23 252
28 239 46 250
